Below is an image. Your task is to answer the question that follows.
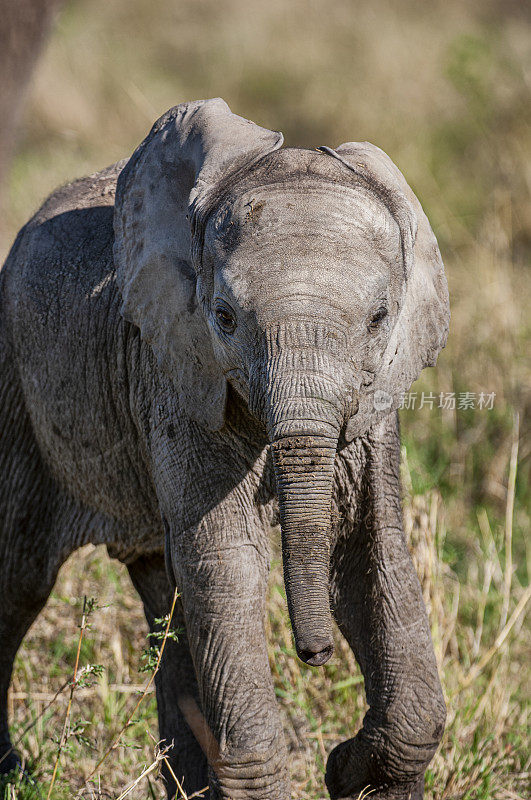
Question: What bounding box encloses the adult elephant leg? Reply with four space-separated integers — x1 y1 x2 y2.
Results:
126 552 208 798
169 504 289 800
327 414 446 800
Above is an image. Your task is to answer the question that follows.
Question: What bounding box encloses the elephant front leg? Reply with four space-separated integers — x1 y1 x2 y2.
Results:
328 417 446 800
170 509 289 800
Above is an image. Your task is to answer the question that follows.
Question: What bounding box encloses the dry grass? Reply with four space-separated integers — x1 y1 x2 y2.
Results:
1 0 529 798
5 500 528 799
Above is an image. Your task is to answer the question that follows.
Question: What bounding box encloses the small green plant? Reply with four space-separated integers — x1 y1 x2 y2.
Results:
46 596 103 800
140 615 182 674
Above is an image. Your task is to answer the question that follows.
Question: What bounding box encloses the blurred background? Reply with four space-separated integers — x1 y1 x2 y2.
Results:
1 1 529 798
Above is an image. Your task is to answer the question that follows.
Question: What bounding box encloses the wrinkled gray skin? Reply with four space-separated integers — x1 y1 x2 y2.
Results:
0 99 449 799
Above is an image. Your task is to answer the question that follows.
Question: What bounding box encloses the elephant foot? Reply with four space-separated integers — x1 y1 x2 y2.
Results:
334 777 423 800
326 738 425 800
0 745 37 795
0 743 22 777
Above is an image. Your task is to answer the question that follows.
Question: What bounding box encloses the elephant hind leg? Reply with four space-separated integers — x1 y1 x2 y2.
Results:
0 585 55 775
126 553 209 799
0 367 66 774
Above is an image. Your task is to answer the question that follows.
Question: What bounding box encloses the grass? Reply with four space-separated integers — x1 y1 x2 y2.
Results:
3 500 528 799
1 0 529 797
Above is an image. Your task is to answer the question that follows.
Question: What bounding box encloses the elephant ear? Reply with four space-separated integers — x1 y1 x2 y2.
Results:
114 98 283 430
320 142 449 440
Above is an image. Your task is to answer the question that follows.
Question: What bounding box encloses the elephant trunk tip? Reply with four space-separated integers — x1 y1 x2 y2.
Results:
297 636 334 667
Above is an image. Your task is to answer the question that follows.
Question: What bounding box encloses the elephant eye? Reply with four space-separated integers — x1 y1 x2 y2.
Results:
214 302 237 334
368 306 388 333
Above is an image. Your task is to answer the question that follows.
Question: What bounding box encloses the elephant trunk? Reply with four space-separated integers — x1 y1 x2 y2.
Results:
270 430 337 666
254 334 352 666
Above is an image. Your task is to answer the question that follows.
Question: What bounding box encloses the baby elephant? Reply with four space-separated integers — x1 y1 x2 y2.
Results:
0 99 449 799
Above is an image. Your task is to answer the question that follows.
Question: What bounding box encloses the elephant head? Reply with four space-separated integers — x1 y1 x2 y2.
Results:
114 98 449 666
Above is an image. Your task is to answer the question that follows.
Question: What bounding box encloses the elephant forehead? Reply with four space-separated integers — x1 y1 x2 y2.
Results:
214 182 398 247
205 182 400 315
